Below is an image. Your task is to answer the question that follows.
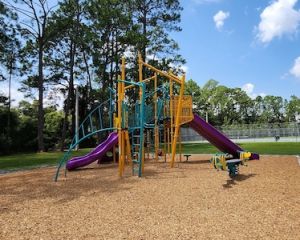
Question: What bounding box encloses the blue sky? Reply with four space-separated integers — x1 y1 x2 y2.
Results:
172 0 300 99
1 0 300 106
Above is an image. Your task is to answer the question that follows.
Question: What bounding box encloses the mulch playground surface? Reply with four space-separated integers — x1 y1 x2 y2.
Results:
0 155 299 239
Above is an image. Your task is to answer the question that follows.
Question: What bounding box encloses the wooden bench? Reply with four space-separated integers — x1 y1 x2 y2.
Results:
184 154 191 162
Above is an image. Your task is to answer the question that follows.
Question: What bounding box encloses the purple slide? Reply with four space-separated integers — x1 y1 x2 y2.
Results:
66 132 118 170
189 114 259 160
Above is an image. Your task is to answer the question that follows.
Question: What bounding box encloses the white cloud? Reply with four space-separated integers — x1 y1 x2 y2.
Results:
290 56 300 78
180 65 189 73
213 10 230 30
256 0 300 43
242 83 266 99
242 83 254 95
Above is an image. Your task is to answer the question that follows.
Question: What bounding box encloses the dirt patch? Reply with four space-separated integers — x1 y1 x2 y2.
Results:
0 155 299 239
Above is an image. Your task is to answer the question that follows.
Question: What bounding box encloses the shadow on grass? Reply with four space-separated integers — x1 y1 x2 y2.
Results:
222 173 256 189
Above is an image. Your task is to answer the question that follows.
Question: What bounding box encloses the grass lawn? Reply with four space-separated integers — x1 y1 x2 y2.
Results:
0 142 299 172
0 149 92 172
182 142 300 155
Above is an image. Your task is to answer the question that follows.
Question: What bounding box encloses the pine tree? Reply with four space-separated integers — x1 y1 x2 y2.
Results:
47 0 90 150
16 0 57 152
132 0 183 62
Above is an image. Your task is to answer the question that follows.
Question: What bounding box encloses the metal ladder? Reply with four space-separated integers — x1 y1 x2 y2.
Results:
131 93 145 177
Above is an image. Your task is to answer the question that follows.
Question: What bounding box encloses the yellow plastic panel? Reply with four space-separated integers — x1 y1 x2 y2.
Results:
172 95 193 125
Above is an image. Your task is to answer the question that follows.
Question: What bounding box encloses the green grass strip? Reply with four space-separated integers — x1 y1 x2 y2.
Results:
0 149 91 172
0 142 299 172
181 142 300 155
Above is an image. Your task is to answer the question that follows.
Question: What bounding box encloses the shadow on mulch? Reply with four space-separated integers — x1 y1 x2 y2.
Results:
69 163 118 172
222 173 257 189
0 166 136 212
143 167 187 180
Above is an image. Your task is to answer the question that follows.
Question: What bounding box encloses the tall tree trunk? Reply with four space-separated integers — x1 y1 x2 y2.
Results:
114 29 119 85
82 50 92 103
38 40 44 152
141 7 147 61
60 88 71 151
101 35 110 101
109 31 114 88
70 45 76 137
60 41 76 151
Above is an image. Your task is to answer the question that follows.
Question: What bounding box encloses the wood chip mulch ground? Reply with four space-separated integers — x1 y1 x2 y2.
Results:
0 154 299 239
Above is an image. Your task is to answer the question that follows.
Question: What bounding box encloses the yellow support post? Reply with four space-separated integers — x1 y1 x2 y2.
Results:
221 155 227 171
117 76 123 176
125 131 132 164
138 53 145 173
169 79 173 157
138 52 143 98
118 57 127 177
170 75 185 167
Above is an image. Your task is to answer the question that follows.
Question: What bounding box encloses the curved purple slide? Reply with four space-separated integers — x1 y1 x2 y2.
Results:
189 114 259 160
66 132 118 170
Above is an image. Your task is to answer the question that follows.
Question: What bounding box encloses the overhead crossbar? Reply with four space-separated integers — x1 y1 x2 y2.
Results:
140 60 183 85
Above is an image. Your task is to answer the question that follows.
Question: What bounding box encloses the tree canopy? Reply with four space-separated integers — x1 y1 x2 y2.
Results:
0 0 299 155
185 79 300 126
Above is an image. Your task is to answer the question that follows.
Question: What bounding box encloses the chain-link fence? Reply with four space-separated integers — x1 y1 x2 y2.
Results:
181 122 300 143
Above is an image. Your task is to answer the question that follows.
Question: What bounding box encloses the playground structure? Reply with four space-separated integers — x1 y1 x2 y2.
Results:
54 54 259 181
